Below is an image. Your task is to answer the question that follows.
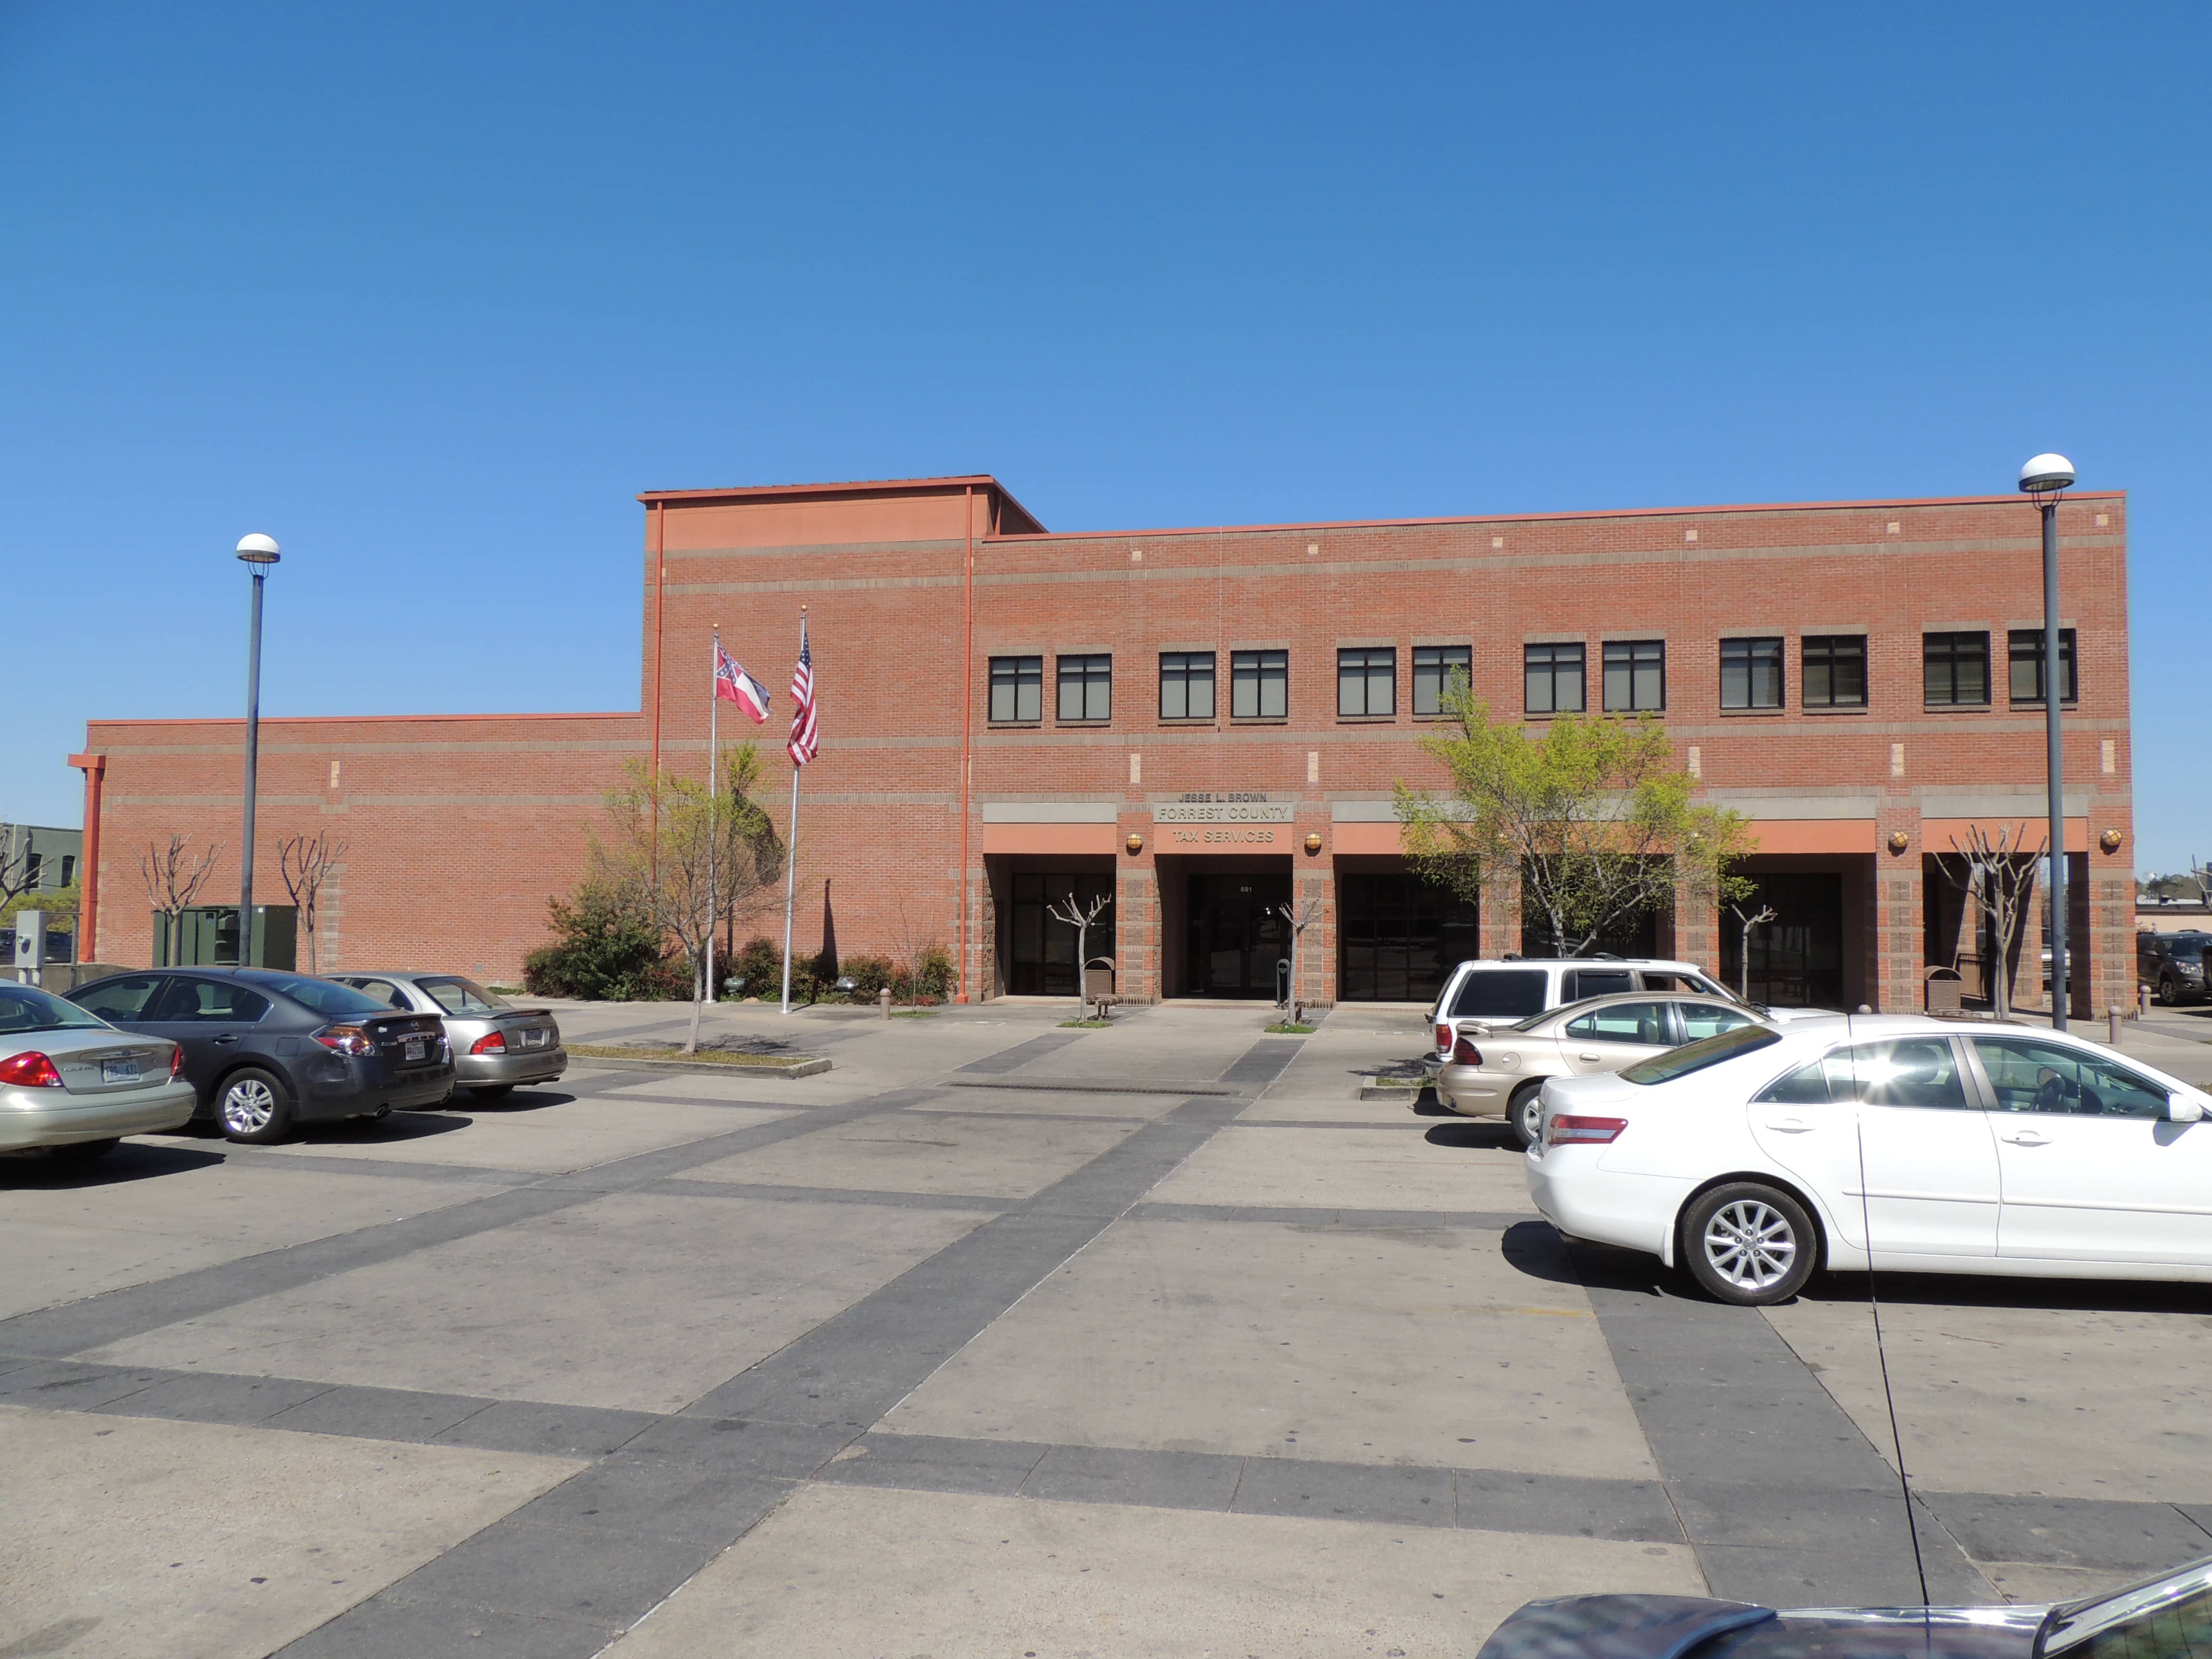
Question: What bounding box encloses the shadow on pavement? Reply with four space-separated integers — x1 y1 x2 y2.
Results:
1422 1120 1517 1151
1799 1268 2212 1317
0 1140 227 1188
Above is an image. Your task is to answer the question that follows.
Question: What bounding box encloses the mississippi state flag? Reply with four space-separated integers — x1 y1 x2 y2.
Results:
788 621 819 766
715 644 770 724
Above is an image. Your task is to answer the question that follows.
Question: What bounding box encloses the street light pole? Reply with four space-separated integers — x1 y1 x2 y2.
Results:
236 534 281 965
2019 457 2074 1028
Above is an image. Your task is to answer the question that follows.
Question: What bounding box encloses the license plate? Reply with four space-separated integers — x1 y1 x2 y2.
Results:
101 1058 142 1084
404 1037 426 1062
521 1029 547 1048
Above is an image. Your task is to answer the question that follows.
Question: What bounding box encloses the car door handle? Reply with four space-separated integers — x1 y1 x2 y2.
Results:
1577 1052 1602 1062
1762 1116 1815 1133
2001 1130 2051 1147
210 1034 239 1046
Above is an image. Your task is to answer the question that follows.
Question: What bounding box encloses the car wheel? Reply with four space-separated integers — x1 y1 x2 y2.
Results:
216 1068 295 1144
1508 1083 1546 1151
1682 1182 1818 1306
2160 977 2179 1007
468 1084 515 1101
49 1138 119 1163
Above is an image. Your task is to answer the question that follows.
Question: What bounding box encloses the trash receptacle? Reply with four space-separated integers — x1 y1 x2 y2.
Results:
1925 966 1963 1013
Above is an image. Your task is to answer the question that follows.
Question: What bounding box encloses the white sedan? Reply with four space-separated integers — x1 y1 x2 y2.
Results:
1525 1013 2212 1306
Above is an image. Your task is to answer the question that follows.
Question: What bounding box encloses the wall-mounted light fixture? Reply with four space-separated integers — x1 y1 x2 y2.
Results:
1125 833 1144 855
1303 833 1323 854
1887 830 1911 854
2100 828 2124 853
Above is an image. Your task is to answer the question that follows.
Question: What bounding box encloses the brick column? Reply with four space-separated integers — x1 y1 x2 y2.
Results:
1673 873 1718 977
1478 866 1521 959
1118 817 1159 1002
1874 803 1924 1013
1297 858 1332 1008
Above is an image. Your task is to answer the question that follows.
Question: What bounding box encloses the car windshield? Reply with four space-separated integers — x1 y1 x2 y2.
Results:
249 974 388 1017
421 977 510 1014
0 981 109 1034
1450 970 1550 1019
2044 1557 2212 1659
1619 1023 1782 1085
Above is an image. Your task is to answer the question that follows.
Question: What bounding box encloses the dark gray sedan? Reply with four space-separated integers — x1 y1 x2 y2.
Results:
332 973 565 1100
68 968 453 1143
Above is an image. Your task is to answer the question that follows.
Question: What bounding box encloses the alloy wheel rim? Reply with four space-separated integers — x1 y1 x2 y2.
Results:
1702 1199 1796 1290
1519 1094 1543 1142
221 1079 275 1133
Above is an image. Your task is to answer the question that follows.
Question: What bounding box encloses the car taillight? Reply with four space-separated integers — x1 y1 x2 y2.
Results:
0 1051 64 1088
1434 1022 1452 1052
313 1025 377 1056
470 1031 507 1055
1451 1035 1482 1065
1546 1114 1628 1148
169 1043 186 1078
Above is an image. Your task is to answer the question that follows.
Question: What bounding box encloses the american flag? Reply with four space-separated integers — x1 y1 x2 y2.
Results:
787 619 819 766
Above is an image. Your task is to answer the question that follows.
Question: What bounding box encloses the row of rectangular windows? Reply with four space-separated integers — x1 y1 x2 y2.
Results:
986 631 2079 724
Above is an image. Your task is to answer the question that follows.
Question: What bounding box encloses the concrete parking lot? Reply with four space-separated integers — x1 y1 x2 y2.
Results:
3 999 2210 1659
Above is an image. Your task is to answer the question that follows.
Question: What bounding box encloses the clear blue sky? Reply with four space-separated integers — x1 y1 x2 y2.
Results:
4 3 2206 870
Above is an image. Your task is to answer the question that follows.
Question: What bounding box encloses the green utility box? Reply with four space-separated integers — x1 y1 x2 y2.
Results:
150 905 298 970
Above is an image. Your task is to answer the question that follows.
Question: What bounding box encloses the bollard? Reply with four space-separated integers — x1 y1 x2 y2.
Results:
2109 1006 2123 1048
879 986 893 1020
2140 984 2152 1019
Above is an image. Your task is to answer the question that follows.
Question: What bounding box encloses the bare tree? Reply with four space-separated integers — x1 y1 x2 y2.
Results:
278 831 348 974
140 835 223 966
0 835 36 909
1728 902 1779 1001
1275 894 1324 1024
1944 823 2045 1020
1046 889 1113 1022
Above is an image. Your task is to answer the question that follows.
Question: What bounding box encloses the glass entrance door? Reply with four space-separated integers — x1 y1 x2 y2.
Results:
1184 873 1291 998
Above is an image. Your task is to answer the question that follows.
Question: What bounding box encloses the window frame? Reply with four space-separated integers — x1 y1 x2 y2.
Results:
1411 645 1472 717
1719 636 1785 711
1801 634 1868 709
1923 631 1991 708
1230 649 1289 721
1601 639 1667 713
988 654 1044 724
1157 650 1217 722
1336 647 1396 719
1523 642 1586 716
1056 653 1112 723
2007 628 2079 707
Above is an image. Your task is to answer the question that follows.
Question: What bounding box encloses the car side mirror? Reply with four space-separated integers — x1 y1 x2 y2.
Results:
2169 1095 2205 1123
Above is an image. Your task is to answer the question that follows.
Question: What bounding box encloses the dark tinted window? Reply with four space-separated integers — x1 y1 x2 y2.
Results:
1602 640 1665 712
1802 635 1868 709
2008 628 2079 705
989 656 1043 723
1230 650 1288 719
1720 637 1784 710
1924 632 1990 706
1564 967 1633 1000
1057 654 1111 721
1337 648 1395 717
1621 1023 1781 1084
153 978 272 1023
1450 969 1550 1018
70 974 166 1021
251 974 387 1017
1525 643 1586 714
1159 652 1215 720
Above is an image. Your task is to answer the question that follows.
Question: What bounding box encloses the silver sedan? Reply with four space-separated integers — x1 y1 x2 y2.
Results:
334 973 566 1101
1438 990 1774 1149
0 979 195 1160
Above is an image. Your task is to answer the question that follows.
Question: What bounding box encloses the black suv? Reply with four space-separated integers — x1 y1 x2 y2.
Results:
2137 931 2212 1007
67 967 453 1142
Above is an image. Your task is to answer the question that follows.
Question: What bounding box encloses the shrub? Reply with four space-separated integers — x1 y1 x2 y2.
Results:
522 883 685 1001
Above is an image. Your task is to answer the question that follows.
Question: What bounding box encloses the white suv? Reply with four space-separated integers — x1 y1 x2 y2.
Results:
1426 958 1745 1061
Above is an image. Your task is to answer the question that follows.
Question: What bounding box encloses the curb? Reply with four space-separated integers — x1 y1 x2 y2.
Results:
569 1050 832 1079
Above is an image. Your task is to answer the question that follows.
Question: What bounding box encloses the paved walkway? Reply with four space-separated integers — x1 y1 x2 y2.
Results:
2 1001 2207 1657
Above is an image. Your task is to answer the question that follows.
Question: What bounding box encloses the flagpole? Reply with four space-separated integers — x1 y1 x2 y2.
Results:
779 608 806 1015
706 625 720 1014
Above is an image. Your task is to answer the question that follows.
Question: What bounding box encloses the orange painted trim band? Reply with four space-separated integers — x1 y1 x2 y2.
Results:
981 823 1120 856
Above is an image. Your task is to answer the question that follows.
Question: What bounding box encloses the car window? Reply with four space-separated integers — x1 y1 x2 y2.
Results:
1621 1024 1781 1085
0 981 110 1034
1563 1001 1671 1045
2046 1563 2212 1659
250 975 388 1017
1852 1037 1972 1110
351 979 415 1011
1680 1002 1757 1042
152 978 272 1023
1565 968 1634 1000
1971 1034 2171 1119
1757 1050 1856 1104
1450 970 1550 1019
69 974 166 1021
420 977 509 1014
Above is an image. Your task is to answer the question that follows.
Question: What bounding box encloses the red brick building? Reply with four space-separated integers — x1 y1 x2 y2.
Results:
71 475 2135 1013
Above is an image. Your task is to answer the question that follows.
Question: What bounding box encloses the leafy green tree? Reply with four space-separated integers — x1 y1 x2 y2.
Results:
1395 690 1755 959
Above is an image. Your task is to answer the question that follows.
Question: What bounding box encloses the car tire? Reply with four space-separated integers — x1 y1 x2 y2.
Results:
1681 1181 1819 1306
50 1138 119 1163
215 1067 295 1144
1508 1082 1546 1151
468 1084 515 1101
2159 977 2179 1007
